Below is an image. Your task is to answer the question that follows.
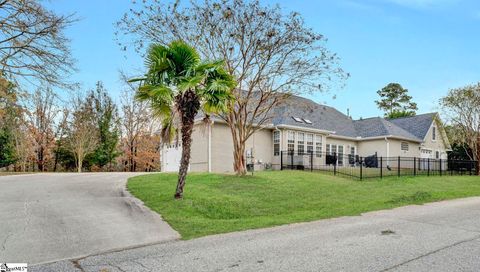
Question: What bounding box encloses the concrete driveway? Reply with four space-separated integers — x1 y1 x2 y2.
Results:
33 196 480 272
0 173 179 265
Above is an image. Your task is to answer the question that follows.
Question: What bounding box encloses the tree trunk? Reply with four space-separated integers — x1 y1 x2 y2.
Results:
174 90 200 199
37 146 44 172
233 141 246 175
78 159 82 173
227 111 247 176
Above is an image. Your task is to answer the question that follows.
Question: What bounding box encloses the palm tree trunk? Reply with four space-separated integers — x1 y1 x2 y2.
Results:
175 90 200 199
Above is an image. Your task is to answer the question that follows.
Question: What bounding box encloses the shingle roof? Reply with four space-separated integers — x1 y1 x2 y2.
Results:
271 95 358 137
196 94 435 142
273 95 433 142
387 113 437 140
353 117 421 141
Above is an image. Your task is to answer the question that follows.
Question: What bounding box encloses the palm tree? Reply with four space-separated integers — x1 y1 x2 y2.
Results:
134 41 236 199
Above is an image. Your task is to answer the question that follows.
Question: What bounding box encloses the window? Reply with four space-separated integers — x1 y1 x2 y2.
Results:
349 146 356 166
306 134 314 154
315 135 322 157
303 119 312 124
287 131 295 154
326 144 331 155
436 151 440 159
332 144 337 155
432 126 436 141
401 142 409 151
273 131 280 156
292 117 304 123
297 132 305 155
338 145 344 165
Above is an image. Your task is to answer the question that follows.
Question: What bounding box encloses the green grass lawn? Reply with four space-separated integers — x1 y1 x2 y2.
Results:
127 171 480 239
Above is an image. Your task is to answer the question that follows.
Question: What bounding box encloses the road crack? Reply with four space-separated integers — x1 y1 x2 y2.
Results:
1 231 13 251
71 259 86 272
380 234 480 271
133 260 152 271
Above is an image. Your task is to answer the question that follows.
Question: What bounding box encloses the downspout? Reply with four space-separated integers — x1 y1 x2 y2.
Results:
384 136 390 165
275 126 281 151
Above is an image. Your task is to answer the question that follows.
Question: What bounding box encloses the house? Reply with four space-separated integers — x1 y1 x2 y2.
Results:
161 95 451 172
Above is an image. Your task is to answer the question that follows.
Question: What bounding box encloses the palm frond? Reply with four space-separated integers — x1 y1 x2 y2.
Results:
168 40 201 76
160 113 177 145
177 74 205 92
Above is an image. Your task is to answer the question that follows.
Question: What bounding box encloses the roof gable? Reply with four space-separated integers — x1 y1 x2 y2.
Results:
353 117 420 141
387 113 436 140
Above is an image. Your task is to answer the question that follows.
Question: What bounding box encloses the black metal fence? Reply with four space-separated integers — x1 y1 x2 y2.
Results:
279 151 478 180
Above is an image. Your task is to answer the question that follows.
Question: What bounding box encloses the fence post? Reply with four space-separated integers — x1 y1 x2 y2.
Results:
310 151 313 172
380 156 383 179
398 156 401 177
360 157 363 180
290 151 294 170
334 153 337 176
439 159 442 176
280 151 283 171
427 158 430 176
414 157 417 176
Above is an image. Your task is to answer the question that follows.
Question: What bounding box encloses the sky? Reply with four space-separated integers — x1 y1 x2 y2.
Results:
45 0 480 119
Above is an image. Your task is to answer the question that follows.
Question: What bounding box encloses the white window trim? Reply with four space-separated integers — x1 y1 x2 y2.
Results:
315 134 322 157
287 130 295 153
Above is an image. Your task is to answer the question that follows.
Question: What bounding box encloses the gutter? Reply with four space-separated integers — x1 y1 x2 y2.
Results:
385 136 390 159
274 124 335 134
329 134 423 143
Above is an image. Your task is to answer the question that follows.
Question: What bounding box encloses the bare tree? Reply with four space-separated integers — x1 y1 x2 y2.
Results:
12 122 35 172
25 87 59 171
118 74 156 171
441 83 480 175
0 0 76 88
52 108 69 172
117 0 347 174
65 93 98 173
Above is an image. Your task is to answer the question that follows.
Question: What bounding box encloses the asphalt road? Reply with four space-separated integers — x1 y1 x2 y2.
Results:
32 196 480 272
0 173 179 265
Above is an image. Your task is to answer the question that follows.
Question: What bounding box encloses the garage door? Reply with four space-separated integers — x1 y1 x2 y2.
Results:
163 144 182 172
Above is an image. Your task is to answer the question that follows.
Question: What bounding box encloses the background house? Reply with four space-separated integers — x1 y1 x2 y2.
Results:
161 96 451 173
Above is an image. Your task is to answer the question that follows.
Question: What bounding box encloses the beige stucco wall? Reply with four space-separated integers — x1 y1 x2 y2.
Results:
356 138 422 159
421 122 449 159
189 125 209 172
179 119 450 173
246 127 273 171
210 122 274 173
357 139 388 157
210 123 234 172
388 139 421 157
